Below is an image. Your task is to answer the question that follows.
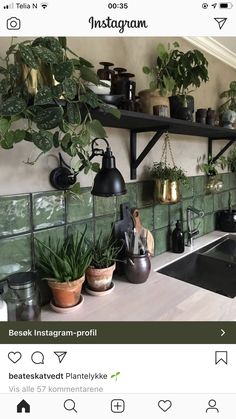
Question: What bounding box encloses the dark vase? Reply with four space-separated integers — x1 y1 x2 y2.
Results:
196 108 207 124
97 62 114 81
124 252 151 284
169 95 194 121
111 67 127 94
206 108 216 125
116 73 136 100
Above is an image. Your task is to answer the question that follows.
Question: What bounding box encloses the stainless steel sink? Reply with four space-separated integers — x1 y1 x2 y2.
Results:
158 235 236 298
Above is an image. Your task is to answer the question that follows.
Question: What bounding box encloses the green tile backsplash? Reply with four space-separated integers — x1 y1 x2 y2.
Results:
0 174 235 281
33 191 65 230
0 194 31 237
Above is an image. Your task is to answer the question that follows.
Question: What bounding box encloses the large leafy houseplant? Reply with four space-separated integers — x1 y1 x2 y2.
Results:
0 37 119 187
168 45 209 120
35 230 92 308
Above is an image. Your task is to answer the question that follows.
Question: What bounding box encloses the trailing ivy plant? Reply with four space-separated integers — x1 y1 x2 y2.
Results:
0 37 119 191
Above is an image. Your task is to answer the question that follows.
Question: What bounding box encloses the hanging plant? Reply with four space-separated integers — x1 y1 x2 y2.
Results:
0 37 119 187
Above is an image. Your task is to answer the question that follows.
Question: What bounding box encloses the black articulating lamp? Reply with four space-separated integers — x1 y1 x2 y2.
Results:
49 138 127 197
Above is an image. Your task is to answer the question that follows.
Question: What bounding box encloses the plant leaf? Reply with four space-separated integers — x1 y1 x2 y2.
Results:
34 87 53 105
35 107 63 130
0 97 27 116
19 44 39 69
87 119 107 138
32 130 53 152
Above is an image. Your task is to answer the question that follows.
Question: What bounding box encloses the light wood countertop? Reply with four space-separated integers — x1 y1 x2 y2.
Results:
41 231 236 322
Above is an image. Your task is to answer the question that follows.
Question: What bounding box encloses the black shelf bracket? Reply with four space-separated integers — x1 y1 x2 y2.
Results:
130 127 168 179
208 138 235 164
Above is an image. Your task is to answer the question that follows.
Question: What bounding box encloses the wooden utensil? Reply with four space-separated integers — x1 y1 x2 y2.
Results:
131 208 154 256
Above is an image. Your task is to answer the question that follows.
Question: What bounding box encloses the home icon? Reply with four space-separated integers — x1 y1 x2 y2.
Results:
17 399 30 413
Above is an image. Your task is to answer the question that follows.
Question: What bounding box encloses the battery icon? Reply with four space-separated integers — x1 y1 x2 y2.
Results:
219 2 233 8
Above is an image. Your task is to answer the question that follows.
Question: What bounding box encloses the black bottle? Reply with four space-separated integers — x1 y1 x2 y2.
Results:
172 220 185 253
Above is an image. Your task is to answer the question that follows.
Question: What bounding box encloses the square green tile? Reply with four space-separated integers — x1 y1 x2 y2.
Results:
229 172 236 189
116 183 137 210
181 177 194 199
153 228 169 256
169 202 183 225
94 195 116 217
139 207 154 231
204 194 214 214
0 194 31 237
67 188 93 223
193 196 205 213
67 220 94 241
137 181 154 207
33 191 65 230
182 198 194 221
0 234 32 281
34 226 65 244
193 176 207 196
204 214 215 234
95 215 117 240
221 173 230 191
154 204 169 229
213 191 229 211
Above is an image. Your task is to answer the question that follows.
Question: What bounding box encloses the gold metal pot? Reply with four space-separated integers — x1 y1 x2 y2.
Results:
154 179 181 204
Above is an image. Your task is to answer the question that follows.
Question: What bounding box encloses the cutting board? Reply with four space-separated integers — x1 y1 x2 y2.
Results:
131 208 154 256
114 202 134 241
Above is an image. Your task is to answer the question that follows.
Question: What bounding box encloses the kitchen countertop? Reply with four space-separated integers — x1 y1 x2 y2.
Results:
41 230 236 322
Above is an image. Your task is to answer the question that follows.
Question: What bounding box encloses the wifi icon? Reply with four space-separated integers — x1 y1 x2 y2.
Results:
41 2 48 9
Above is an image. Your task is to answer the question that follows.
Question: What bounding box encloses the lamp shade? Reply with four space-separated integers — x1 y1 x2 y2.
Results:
91 147 126 197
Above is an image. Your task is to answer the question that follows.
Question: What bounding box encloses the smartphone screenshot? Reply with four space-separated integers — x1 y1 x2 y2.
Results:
0 0 236 417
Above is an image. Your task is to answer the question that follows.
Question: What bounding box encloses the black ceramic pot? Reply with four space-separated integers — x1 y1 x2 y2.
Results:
217 210 236 232
169 95 194 121
124 252 151 284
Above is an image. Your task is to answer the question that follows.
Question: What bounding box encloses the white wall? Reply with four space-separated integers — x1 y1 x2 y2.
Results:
0 36 235 195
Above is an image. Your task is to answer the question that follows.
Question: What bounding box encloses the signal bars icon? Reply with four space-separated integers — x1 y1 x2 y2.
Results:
3 2 14 9
41 2 48 8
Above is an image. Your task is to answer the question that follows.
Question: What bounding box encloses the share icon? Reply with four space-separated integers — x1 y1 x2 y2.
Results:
214 17 228 29
54 351 67 363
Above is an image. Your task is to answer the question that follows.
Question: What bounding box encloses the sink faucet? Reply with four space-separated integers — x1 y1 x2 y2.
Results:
186 206 205 246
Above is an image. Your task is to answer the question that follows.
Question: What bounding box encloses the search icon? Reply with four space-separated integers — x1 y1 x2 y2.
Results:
64 399 77 413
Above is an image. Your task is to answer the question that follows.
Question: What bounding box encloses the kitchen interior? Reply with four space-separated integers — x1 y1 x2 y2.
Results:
1 36 236 321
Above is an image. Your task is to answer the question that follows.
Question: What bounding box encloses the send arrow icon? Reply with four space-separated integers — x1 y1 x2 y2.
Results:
54 351 67 363
214 17 227 29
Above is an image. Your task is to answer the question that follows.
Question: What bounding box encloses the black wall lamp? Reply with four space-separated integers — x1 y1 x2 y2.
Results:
49 138 127 197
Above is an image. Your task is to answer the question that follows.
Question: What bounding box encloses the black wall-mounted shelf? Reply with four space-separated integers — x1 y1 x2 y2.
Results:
93 109 236 179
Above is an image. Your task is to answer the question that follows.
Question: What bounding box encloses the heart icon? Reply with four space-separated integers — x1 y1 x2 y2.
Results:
8 351 22 364
158 400 172 412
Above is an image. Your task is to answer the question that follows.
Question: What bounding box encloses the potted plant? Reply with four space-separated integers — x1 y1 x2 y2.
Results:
35 231 92 309
85 232 121 294
219 81 236 113
140 42 177 114
150 161 188 204
0 37 119 193
168 46 209 120
197 155 227 193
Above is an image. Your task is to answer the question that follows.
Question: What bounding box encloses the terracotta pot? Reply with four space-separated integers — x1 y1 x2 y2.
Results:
139 89 169 115
154 179 181 204
48 276 85 308
86 263 116 292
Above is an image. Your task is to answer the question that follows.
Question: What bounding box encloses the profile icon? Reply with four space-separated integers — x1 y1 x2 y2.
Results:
206 399 219 413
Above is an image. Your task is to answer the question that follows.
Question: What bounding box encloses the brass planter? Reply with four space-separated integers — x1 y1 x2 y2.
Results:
154 179 181 204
